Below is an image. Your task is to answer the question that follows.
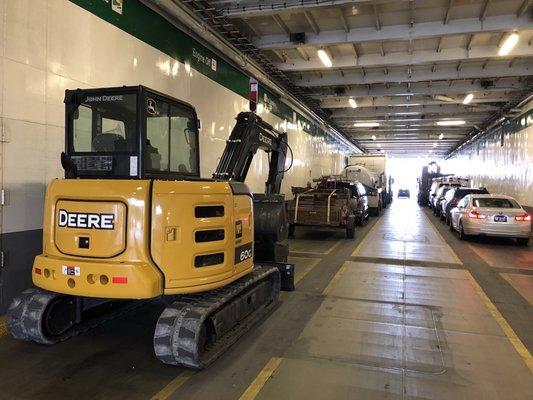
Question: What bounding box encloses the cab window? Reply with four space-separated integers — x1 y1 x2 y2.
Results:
145 97 199 176
71 94 137 154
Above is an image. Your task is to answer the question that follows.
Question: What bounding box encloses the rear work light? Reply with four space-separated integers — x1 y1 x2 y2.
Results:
515 213 531 222
468 210 487 219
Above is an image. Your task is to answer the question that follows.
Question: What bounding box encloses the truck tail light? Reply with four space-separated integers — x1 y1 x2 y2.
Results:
468 210 487 219
515 213 531 222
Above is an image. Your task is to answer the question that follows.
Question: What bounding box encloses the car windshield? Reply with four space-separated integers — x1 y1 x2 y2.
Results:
473 198 520 208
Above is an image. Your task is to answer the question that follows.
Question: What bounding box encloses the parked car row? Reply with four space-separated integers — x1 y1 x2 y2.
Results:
425 177 531 246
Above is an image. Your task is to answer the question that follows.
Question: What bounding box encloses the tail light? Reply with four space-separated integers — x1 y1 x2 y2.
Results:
515 213 531 222
468 210 487 219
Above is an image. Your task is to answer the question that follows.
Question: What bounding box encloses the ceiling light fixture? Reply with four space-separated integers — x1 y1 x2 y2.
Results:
348 98 357 108
462 93 474 104
436 120 466 126
354 122 380 128
317 48 332 67
439 133 444 140
372 135 377 140
498 32 519 56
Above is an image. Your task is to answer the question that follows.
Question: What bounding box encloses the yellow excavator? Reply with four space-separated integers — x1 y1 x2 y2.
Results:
6 85 294 369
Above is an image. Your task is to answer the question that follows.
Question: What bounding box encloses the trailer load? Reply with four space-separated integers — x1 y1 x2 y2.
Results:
287 176 369 238
347 154 392 209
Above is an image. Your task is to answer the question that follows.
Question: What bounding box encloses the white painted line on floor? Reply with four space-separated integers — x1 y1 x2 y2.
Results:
500 273 532 305
292 239 342 255
351 217 381 257
422 211 463 265
466 271 533 374
239 357 282 400
149 370 195 400
322 261 349 296
294 257 321 285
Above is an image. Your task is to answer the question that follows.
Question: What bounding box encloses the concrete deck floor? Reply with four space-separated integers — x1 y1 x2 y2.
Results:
0 199 531 399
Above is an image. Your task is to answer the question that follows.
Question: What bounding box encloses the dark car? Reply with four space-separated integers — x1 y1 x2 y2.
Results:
440 187 490 224
432 186 454 217
398 188 410 198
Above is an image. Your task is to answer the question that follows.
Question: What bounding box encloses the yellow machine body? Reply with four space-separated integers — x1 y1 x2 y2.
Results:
33 179 254 299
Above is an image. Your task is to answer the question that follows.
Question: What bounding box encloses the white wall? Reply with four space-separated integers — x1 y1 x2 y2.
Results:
0 0 346 235
445 108 533 208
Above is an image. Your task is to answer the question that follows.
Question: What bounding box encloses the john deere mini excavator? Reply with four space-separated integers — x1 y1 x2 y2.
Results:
6 85 294 369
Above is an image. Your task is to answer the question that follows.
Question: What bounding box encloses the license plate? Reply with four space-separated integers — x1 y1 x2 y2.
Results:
62 266 81 276
494 215 507 222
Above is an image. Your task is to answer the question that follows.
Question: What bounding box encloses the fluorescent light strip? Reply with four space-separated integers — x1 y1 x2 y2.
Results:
462 93 474 104
498 33 519 56
354 122 380 128
436 120 466 126
317 49 332 67
348 98 357 108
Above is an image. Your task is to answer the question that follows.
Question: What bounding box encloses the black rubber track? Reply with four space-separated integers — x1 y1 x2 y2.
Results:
6 287 140 344
153 265 281 369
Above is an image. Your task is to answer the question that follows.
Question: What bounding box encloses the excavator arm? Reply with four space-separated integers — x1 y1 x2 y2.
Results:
213 112 289 194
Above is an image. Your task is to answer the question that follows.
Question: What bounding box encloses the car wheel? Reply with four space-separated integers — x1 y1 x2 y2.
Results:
516 237 529 246
346 227 355 239
459 222 469 241
288 224 295 237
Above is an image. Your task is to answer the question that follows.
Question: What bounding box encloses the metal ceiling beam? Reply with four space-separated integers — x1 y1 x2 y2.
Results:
330 105 498 117
480 0 490 21
218 0 381 18
272 14 290 35
517 0 531 17
277 43 533 71
292 63 531 86
311 78 527 98
295 47 309 61
373 3 381 31
303 11 320 35
253 15 531 50
339 9 350 33
319 95 511 108
444 0 454 24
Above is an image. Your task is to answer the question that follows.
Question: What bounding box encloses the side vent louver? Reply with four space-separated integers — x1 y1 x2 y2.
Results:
195 229 225 243
195 253 224 268
195 205 224 218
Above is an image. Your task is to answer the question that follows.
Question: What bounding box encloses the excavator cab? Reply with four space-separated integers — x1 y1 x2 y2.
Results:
64 85 200 179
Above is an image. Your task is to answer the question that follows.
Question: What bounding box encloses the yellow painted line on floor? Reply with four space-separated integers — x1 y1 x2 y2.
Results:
149 370 195 400
323 240 342 255
423 211 463 265
0 316 7 338
466 271 533 374
351 218 381 257
294 258 321 285
322 261 349 296
293 239 342 255
500 273 532 306
239 357 283 400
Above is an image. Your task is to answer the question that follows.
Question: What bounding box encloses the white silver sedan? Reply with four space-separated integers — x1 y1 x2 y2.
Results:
450 194 531 245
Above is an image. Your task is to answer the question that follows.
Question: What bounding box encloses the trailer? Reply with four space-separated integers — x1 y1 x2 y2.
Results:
287 177 369 238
